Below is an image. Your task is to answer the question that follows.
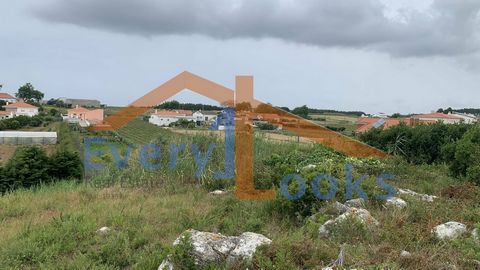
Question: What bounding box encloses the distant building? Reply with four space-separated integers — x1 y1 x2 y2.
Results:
356 117 417 133
0 93 17 103
64 105 104 127
2 101 39 117
412 113 466 124
149 110 194 127
193 110 218 124
59 97 101 108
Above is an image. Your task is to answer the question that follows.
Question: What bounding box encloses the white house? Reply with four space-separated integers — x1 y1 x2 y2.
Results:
2 101 39 117
452 113 478 124
0 93 17 103
193 110 219 124
149 110 194 126
412 113 465 124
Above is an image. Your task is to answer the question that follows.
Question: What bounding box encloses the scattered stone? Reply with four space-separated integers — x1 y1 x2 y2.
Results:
344 198 366 208
158 256 174 270
319 208 379 238
472 228 479 242
398 188 437 202
400 250 412 258
159 229 272 268
302 164 317 171
432 222 467 240
330 202 350 215
96 226 111 235
385 197 407 209
209 190 227 195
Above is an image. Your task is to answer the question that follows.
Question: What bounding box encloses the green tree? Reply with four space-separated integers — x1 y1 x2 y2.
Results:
292 105 309 119
16 83 44 104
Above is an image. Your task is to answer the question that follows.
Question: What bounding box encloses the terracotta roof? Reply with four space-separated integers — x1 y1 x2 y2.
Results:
0 111 10 116
356 117 414 133
413 113 463 120
0 93 15 99
176 110 193 116
3 101 38 109
68 106 91 113
153 110 184 117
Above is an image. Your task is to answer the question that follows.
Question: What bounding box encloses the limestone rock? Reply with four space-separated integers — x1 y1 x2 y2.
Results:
398 188 437 202
385 197 407 209
319 208 379 238
96 226 111 235
344 198 366 208
432 222 467 240
159 229 272 268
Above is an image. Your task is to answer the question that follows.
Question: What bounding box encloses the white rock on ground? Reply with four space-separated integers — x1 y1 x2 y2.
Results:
96 227 111 235
344 198 366 208
302 164 317 171
472 228 479 242
400 250 412 258
398 188 437 202
158 256 174 270
209 190 227 195
330 201 350 215
432 222 467 240
385 197 407 209
319 207 379 238
158 229 272 269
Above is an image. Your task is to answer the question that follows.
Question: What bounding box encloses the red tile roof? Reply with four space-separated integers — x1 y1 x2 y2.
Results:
3 101 38 109
413 113 463 120
0 93 15 99
153 110 183 117
68 106 91 113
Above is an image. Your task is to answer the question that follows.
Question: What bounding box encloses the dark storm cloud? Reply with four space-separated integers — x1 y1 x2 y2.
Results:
33 0 480 57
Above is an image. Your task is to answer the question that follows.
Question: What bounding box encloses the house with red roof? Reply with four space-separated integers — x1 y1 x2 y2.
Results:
412 112 472 124
0 93 17 103
2 100 39 117
65 105 104 127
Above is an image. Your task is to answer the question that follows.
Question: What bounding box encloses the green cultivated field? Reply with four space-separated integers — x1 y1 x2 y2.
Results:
310 113 360 135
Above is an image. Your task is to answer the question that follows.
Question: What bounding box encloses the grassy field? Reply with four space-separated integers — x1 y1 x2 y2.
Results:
1 124 480 269
310 113 359 135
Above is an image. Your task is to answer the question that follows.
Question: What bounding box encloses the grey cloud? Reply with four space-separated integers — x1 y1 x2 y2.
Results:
33 0 480 57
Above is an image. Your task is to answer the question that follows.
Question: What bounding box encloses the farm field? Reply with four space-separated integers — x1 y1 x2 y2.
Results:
116 119 169 144
310 112 360 135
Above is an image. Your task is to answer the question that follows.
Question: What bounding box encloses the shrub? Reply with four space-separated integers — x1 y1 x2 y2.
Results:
49 150 83 180
2 147 51 191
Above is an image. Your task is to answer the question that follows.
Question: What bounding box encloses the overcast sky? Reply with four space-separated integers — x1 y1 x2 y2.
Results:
1 0 480 114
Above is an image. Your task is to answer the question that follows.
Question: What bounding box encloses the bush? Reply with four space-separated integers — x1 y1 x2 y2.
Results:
448 126 480 183
49 150 83 180
2 147 51 191
0 146 83 193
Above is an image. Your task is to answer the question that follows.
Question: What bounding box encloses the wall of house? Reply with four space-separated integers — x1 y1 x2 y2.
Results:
85 109 104 122
149 115 180 126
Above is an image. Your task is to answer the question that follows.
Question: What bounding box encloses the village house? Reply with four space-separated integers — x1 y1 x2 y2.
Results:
0 93 17 103
2 100 39 117
193 110 218 124
412 112 467 124
64 105 104 127
149 109 194 127
356 112 478 133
